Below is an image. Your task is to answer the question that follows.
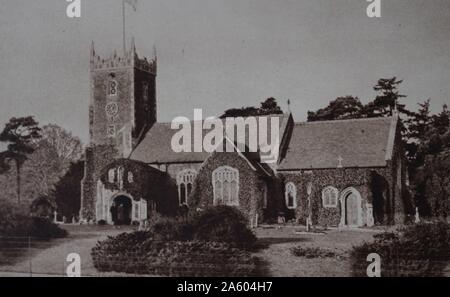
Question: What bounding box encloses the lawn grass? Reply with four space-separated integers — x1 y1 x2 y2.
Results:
1 224 384 277
252 226 380 277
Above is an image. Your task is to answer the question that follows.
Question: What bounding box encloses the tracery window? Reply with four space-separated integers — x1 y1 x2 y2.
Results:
177 169 197 205
108 169 115 183
128 171 134 183
322 186 339 208
212 166 239 206
285 182 297 209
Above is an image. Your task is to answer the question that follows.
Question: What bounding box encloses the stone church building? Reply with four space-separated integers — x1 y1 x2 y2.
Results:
80 42 413 228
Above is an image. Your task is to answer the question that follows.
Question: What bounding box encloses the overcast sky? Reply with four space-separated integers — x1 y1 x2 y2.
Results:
0 0 449 144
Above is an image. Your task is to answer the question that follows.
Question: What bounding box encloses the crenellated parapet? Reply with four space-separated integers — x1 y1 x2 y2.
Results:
90 39 157 75
134 53 157 74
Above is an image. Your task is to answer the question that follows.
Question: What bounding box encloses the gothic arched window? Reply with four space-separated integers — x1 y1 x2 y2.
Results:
285 182 297 209
127 171 134 183
177 169 197 206
322 186 339 208
262 183 268 209
108 169 115 183
142 82 149 101
213 166 239 206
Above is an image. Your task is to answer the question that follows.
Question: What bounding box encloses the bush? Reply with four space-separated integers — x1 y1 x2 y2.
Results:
91 206 259 276
28 217 68 239
291 246 338 258
0 200 28 236
0 199 67 239
91 235 257 277
143 206 256 248
147 216 193 242
351 222 450 277
190 206 257 249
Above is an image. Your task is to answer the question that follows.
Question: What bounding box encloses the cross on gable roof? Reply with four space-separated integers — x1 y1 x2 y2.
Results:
278 116 398 170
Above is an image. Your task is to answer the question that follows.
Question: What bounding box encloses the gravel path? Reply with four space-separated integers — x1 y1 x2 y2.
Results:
7 225 433 277
0 226 132 277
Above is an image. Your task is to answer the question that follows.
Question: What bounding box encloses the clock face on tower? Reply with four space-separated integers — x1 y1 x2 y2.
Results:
105 102 119 118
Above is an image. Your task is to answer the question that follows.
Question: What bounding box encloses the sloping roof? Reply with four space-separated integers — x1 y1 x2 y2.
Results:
130 114 291 164
278 116 397 170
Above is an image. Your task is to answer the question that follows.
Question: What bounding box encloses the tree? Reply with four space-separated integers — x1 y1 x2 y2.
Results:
41 124 83 172
404 100 432 169
25 140 65 198
414 105 450 157
53 161 84 220
0 117 42 203
431 104 450 136
365 77 408 117
307 96 365 122
414 150 450 218
259 97 283 115
308 78 409 121
221 97 283 118
411 104 450 217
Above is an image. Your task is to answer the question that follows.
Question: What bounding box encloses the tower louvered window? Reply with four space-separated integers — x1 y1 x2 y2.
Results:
108 79 118 97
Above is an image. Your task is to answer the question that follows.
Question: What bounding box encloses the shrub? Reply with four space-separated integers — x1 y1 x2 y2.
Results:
190 206 257 249
0 200 28 236
350 222 450 277
94 231 152 255
291 246 338 258
28 217 68 239
147 216 193 242
143 206 256 248
91 206 259 276
0 199 67 239
91 236 257 277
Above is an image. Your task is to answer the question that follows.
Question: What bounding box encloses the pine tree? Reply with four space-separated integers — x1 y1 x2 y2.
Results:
404 100 432 168
0 117 42 203
365 77 408 117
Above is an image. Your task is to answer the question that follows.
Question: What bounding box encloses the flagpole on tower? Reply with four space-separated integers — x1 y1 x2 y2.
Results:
122 0 126 55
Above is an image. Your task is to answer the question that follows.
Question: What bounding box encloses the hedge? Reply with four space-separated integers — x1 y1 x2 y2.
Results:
351 222 450 277
145 205 257 248
0 200 67 239
91 206 258 276
91 235 258 277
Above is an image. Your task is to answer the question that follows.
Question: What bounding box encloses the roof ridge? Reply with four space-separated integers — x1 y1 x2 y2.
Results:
294 116 393 126
156 113 290 126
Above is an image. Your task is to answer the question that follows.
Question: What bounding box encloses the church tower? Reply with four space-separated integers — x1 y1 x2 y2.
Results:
81 40 157 221
89 39 157 155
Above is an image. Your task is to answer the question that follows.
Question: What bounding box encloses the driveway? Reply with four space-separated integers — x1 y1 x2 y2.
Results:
0 225 134 277
0 224 400 277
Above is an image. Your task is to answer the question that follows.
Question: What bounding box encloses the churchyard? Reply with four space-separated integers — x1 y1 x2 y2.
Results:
0 223 383 277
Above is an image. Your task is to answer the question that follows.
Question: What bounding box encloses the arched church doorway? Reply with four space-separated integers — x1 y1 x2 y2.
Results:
112 195 132 225
340 188 362 227
345 192 359 226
